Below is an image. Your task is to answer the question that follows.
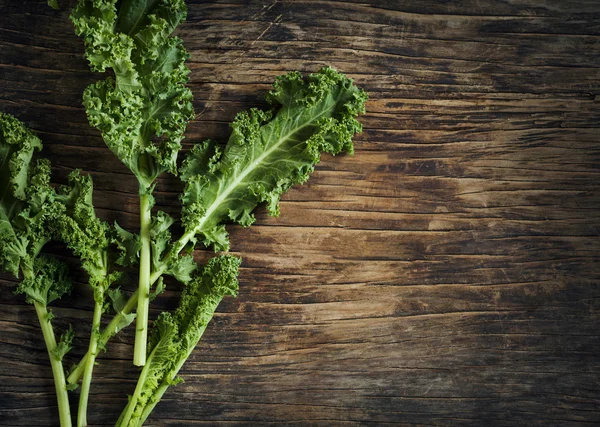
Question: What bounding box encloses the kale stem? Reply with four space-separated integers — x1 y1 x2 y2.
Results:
116 349 153 427
68 225 199 380
67 289 139 384
68 229 198 379
134 191 152 366
136 344 194 426
33 300 72 427
76 294 104 427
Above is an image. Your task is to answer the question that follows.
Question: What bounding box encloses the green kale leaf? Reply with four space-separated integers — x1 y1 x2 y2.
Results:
117 255 240 427
179 66 368 251
71 0 194 190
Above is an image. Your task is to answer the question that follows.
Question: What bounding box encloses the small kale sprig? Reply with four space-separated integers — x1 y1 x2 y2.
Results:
53 171 120 427
1 113 74 427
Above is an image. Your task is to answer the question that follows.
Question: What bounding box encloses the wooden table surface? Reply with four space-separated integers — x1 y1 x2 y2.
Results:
1 1 599 426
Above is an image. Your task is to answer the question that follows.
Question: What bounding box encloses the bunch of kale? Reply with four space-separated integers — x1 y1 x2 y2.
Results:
0 1 366 426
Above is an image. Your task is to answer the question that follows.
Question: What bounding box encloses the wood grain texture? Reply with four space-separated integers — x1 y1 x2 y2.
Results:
1 0 599 425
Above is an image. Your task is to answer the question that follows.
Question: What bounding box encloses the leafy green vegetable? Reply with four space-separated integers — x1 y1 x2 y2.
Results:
61 2 367 426
116 255 240 427
15 255 71 307
1 112 45 275
53 170 119 427
178 66 366 251
54 171 114 290
0 113 73 427
71 0 195 366
68 67 367 385
71 0 193 186
1 113 124 427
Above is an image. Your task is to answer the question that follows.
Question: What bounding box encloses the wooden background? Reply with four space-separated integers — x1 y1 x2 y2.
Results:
1 0 599 425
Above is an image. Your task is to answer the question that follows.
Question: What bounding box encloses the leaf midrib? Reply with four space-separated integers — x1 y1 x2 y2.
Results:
197 98 337 233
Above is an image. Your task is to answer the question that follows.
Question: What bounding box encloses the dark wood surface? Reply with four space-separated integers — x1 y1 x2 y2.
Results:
1 0 600 426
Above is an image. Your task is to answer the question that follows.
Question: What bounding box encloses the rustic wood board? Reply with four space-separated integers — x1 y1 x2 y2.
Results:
1 0 599 426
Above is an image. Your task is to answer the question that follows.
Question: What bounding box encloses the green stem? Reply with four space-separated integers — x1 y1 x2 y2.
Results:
68 228 198 381
134 192 152 366
68 226 198 380
33 301 72 427
67 290 139 385
76 295 104 427
136 348 192 426
116 351 153 427
130 282 227 426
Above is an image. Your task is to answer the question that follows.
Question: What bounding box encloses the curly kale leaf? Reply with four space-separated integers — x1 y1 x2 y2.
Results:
179 67 367 251
71 0 194 189
0 113 59 276
0 113 82 426
117 255 240 427
153 255 240 382
15 255 72 306
0 112 42 201
54 170 116 294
